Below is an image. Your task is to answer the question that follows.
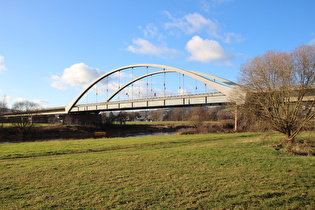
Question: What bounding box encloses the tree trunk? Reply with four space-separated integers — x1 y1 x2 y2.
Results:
278 132 296 146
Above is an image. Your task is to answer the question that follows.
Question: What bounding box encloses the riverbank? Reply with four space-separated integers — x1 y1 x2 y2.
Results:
0 123 193 142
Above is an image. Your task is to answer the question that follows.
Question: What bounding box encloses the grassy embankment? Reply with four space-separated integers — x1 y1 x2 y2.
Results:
1 132 315 209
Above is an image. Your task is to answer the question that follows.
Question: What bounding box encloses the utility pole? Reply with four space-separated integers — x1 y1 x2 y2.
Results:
234 105 238 132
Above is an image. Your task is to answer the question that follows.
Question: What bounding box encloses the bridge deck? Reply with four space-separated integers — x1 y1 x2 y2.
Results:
71 93 228 113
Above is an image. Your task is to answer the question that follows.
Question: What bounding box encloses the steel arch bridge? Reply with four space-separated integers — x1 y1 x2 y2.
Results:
4 64 239 117
64 64 238 114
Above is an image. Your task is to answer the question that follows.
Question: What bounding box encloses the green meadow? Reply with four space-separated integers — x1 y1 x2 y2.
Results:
1 132 315 209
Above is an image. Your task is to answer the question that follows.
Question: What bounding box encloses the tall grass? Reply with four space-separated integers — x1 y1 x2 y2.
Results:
1 132 315 209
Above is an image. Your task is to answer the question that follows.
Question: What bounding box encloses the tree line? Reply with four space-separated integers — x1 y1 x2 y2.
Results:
100 106 234 124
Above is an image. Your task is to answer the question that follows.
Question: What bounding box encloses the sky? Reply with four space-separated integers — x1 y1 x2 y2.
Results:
1 0 315 108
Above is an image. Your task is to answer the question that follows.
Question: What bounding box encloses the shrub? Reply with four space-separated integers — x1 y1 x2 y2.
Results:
285 140 315 156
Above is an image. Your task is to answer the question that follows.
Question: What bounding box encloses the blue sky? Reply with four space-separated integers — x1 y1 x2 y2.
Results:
1 0 314 107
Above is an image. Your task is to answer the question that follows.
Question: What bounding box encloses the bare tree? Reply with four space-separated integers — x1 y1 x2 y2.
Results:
128 111 141 121
149 109 165 121
170 108 186 121
117 111 128 125
12 101 40 132
238 45 315 143
106 111 116 124
187 107 208 131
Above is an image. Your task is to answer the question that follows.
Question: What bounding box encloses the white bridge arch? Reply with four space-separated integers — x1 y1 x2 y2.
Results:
66 64 238 113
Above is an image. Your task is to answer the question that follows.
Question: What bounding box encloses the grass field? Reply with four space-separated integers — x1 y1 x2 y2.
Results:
1 132 315 209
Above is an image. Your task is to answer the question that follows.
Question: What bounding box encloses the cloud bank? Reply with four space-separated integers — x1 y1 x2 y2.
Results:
127 11 240 65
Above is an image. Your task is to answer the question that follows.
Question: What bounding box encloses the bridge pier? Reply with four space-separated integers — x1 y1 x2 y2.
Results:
63 114 102 125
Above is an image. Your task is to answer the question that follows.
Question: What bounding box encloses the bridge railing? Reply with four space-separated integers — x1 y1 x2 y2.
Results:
75 91 222 106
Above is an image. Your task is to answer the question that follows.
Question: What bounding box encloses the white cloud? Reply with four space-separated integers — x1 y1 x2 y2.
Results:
4 97 25 107
224 32 244 44
186 36 232 63
139 23 162 40
60 63 102 86
51 78 67 90
0 95 11 104
200 0 210 12
309 38 315 46
33 99 49 106
200 0 234 12
0 56 6 72
164 12 219 37
13 97 26 103
51 63 104 90
1 96 50 108
127 38 178 56
178 88 188 95
164 12 243 44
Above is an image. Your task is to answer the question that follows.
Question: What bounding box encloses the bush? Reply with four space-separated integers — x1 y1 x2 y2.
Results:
285 140 315 156
218 120 234 129
177 120 235 135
